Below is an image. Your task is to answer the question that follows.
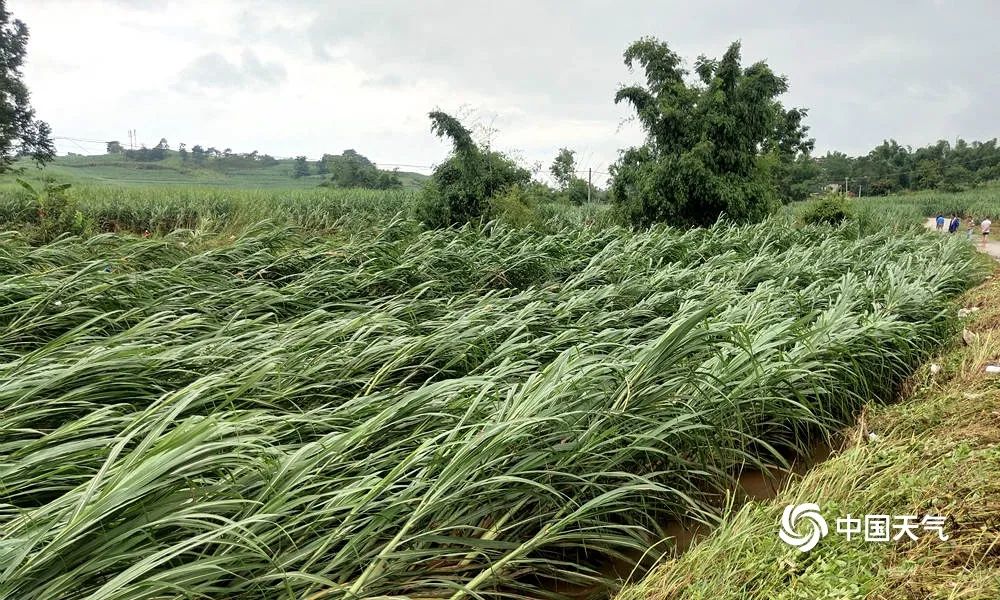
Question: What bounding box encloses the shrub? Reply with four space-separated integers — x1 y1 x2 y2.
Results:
488 187 536 228
800 194 852 226
17 179 89 242
565 178 591 205
417 112 531 228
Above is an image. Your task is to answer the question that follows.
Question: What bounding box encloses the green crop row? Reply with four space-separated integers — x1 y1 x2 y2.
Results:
0 219 985 599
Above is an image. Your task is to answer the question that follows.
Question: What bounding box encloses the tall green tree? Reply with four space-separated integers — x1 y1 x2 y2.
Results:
914 159 942 189
292 155 310 178
0 0 54 172
316 156 330 175
328 150 376 186
550 147 577 190
610 38 812 228
322 149 401 189
417 111 530 227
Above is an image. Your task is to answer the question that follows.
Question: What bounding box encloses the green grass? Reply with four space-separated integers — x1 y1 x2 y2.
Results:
789 184 1000 228
863 184 1000 220
0 182 419 235
0 216 987 599
0 181 614 239
618 271 1000 599
9 152 430 190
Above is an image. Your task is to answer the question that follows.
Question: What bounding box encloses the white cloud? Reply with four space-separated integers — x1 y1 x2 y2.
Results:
8 0 1000 172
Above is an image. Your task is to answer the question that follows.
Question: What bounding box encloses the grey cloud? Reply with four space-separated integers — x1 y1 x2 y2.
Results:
175 49 286 91
26 0 167 10
28 0 998 167
362 73 407 88
280 0 999 155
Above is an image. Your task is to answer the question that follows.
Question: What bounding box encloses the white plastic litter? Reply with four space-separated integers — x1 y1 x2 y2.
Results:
985 365 1000 374
958 307 981 318
930 363 942 375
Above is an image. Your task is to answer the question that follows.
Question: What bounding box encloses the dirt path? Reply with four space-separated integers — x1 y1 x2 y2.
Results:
924 217 1000 260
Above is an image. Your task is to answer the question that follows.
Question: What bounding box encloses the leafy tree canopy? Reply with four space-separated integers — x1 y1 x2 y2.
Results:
800 138 1000 196
0 1 54 172
550 148 577 190
417 111 530 227
292 155 310 178
610 38 812 228
321 149 402 189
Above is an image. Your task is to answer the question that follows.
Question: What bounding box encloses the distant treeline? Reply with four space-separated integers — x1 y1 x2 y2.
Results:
104 134 1000 203
107 139 280 166
784 138 1000 199
105 139 401 189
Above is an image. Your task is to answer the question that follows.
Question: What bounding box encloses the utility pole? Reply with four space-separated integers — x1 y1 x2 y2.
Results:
844 176 848 198
588 168 592 203
858 184 862 199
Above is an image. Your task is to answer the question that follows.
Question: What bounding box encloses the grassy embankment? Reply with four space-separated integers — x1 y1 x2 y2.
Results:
7 152 430 190
621 264 1000 600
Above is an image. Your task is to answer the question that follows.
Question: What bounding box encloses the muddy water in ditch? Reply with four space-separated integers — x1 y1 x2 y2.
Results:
538 440 838 599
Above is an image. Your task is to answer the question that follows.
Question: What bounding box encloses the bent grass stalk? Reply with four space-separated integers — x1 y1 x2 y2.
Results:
0 216 987 598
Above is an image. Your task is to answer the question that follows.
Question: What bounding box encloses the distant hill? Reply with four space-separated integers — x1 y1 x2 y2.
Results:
9 151 430 190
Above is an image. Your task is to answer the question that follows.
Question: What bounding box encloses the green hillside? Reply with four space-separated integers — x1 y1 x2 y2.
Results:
9 152 430 190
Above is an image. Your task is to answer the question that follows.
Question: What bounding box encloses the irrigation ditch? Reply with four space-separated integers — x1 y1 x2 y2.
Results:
532 439 839 599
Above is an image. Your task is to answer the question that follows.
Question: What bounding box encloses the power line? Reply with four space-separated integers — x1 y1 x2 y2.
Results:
374 162 435 170
53 136 112 144
63 138 94 154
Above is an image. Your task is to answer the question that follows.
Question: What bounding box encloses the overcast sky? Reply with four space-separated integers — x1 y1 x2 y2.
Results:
13 0 1000 181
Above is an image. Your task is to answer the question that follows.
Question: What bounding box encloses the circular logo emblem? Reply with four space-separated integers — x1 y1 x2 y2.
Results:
779 503 828 552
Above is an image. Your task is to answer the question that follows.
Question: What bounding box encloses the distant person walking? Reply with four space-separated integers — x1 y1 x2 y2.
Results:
936 214 945 231
981 217 991 248
949 215 961 234
967 218 975 240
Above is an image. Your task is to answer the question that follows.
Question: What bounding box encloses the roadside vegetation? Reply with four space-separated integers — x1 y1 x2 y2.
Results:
789 184 1000 231
619 268 1000 600
857 184 1000 222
